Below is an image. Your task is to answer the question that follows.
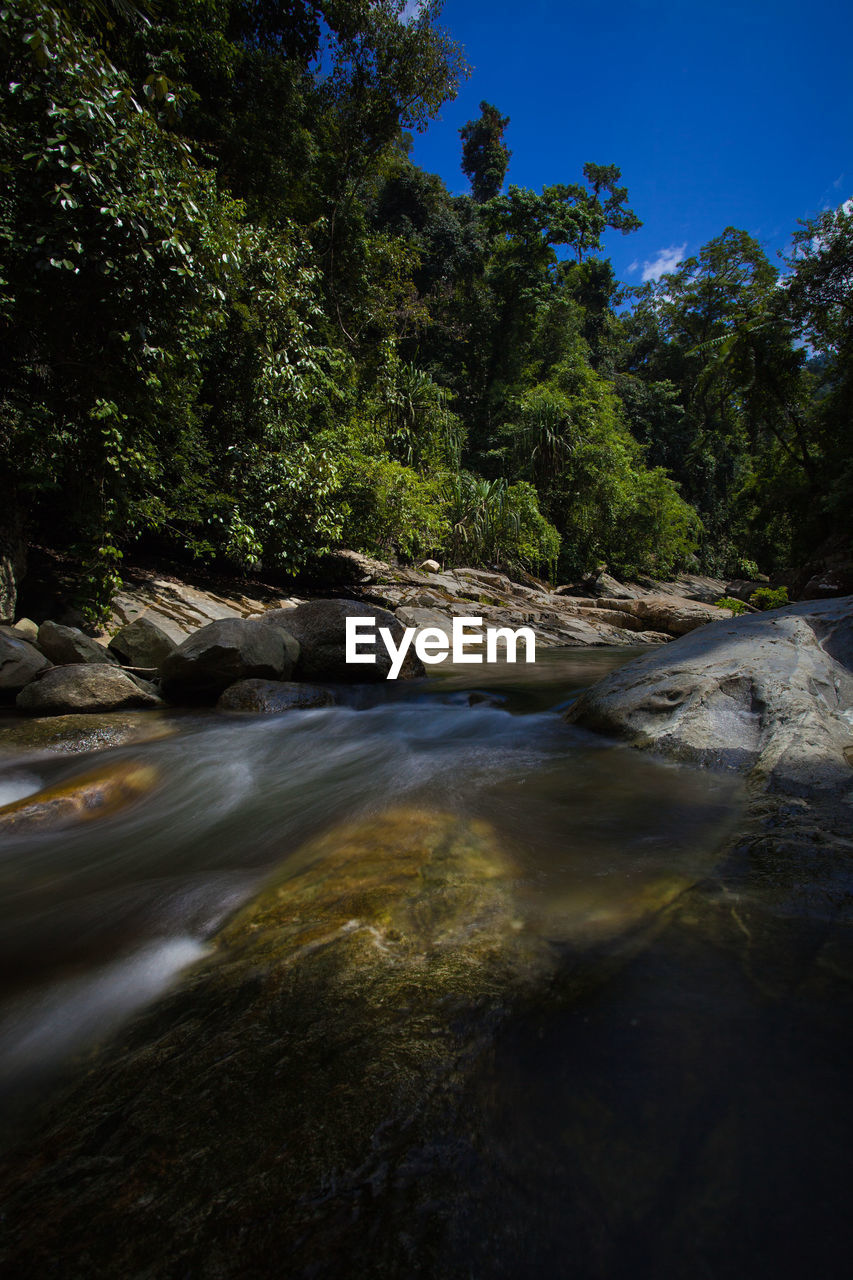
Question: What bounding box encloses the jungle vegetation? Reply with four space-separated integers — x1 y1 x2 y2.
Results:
1 0 850 618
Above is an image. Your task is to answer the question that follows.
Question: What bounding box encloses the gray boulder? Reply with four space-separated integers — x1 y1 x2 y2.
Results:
109 616 176 670
217 679 335 713
37 620 119 667
261 599 424 681
566 596 853 793
16 664 162 715
160 618 299 702
0 631 52 699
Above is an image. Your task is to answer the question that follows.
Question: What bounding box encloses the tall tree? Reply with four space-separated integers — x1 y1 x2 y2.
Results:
459 100 510 202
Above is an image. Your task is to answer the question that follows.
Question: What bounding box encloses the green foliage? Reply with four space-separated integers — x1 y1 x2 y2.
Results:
460 100 511 203
715 596 749 615
749 585 789 611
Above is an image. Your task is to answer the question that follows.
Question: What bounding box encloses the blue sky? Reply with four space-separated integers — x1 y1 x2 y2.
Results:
407 0 853 284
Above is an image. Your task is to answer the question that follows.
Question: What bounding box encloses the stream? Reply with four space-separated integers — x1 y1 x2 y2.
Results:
1 648 852 1277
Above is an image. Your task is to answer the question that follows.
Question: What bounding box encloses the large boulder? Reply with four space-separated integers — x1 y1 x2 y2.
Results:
160 618 298 702
16 664 162 715
0 631 52 700
566 596 853 792
261 599 425 681
37 620 119 667
108 616 176 669
217 679 335 713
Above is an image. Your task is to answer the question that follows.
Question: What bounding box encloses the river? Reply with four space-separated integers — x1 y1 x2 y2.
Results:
1 648 851 1277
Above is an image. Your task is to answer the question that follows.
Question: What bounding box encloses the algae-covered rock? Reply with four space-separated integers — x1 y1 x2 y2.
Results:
0 710 177 758
0 758 159 834
0 807 709 1278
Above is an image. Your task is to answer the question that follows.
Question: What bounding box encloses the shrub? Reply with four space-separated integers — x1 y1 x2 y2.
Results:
749 586 789 611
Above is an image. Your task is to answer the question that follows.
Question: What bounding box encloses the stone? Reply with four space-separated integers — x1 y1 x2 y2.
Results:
0 759 159 835
0 631 52 700
0 712 178 758
566 596 853 791
608 594 732 636
16 664 162 715
11 618 39 644
108 616 177 670
418 558 441 573
37 620 119 666
160 618 299 702
261 598 424 681
217 679 335 713
592 572 639 599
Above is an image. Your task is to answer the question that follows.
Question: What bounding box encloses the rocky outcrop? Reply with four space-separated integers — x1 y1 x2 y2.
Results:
217 679 335 713
0 631 52 699
16 664 162 715
37 620 119 667
261 598 424 681
566 596 853 793
0 759 159 835
0 711 178 758
160 618 299 702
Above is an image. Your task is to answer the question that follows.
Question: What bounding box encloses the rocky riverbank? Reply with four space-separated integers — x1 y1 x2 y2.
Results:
1 555 740 723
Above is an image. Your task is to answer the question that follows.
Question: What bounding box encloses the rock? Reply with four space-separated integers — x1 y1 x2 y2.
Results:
16 664 162 715
418 558 441 573
0 759 159 835
592 572 639 600
108 616 176 670
37 620 119 667
217 679 335 713
0 632 52 700
566 596 853 791
261 599 424 681
606 594 733 636
11 618 39 644
0 495 25 624
0 711 178 758
0 803 714 1276
160 618 299 703
106 577 293 647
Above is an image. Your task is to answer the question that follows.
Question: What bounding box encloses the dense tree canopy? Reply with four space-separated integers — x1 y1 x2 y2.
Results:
1 0 849 618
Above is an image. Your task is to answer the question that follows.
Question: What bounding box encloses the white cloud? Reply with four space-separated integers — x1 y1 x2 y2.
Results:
400 0 424 22
640 244 687 283
627 260 639 274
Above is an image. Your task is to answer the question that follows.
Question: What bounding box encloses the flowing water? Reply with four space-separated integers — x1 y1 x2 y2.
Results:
1 649 852 1277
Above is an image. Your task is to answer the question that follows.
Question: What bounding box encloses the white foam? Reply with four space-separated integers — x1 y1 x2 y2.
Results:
0 936 206 1084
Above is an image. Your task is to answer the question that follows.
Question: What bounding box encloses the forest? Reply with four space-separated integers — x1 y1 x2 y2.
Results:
1 0 851 621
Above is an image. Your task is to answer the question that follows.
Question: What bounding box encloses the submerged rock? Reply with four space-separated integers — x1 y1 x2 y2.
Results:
160 618 299 702
0 803 711 1277
0 710 178 757
15 664 162 715
217 678 335 713
0 758 159 834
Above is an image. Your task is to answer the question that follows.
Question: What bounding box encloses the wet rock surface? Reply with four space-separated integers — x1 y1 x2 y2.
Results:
217 678 335 712
0 710 179 757
0 805 701 1277
0 758 159 834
